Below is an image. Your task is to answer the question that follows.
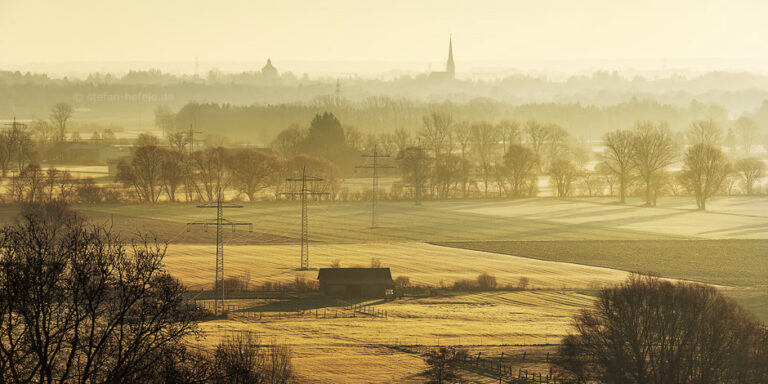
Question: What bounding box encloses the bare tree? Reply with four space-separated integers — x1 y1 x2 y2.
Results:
115 145 164 203
545 124 572 165
227 149 280 201
49 102 74 142
678 144 730 210
549 158 579 197
686 119 722 146
734 116 759 154
0 129 13 177
0 211 198 383
524 120 548 167
10 164 45 203
159 148 186 202
555 275 768 384
270 125 306 159
396 146 432 202
631 122 677 206
502 144 539 197
212 332 294 384
392 126 412 153
420 113 453 158
735 158 766 195
497 119 521 155
603 129 635 203
192 147 229 202
470 122 500 196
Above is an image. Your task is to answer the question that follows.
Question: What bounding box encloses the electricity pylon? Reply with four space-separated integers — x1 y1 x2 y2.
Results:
279 165 329 270
187 123 202 155
187 187 252 315
356 144 395 228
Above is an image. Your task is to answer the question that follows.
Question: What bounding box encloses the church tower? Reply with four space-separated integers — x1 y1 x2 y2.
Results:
446 36 455 79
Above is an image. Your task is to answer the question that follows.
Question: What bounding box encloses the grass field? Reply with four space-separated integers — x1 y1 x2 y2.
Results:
163 242 629 290
431 240 768 287
1 196 766 383
194 290 589 383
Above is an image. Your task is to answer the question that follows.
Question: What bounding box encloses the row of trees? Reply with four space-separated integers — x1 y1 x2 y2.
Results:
604 120 766 209
115 145 340 203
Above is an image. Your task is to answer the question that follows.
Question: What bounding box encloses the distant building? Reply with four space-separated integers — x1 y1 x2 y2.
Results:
429 37 455 82
317 268 395 298
261 59 280 84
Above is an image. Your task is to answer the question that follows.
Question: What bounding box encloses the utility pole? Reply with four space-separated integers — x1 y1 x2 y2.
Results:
187 123 202 156
187 186 252 315
356 144 395 228
4 117 27 130
279 165 329 270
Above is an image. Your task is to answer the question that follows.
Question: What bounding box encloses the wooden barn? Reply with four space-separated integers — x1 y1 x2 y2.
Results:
317 268 395 298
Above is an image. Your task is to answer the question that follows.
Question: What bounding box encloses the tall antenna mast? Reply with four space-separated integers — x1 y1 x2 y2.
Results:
280 165 329 270
187 185 252 315
356 144 395 228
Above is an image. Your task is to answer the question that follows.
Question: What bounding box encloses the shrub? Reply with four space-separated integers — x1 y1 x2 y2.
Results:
423 347 467 384
554 275 768 383
294 276 319 291
395 276 411 291
212 332 294 384
476 272 497 290
452 279 478 291
329 259 341 268
517 276 530 290
370 257 382 268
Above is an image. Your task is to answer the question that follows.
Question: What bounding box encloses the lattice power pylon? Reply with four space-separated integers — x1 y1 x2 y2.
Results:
187 187 252 315
356 144 396 228
280 165 329 270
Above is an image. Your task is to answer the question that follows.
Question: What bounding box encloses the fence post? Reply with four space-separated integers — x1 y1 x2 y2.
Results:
498 352 504 384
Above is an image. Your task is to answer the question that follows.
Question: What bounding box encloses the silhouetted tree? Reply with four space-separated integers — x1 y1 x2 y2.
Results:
549 158 579 197
502 144 539 197
678 144 730 210
735 158 766 194
554 275 768 384
227 149 280 201
49 102 73 142
397 146 432 202
470 122 500 196
212 332 294 384
116 145 164 203
420 113 454 159
159 148 186 202
603 129 635 203
0 211 198 383
631 122 677 206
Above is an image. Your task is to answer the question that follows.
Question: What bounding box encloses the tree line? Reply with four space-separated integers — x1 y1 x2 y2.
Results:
2 108 765 206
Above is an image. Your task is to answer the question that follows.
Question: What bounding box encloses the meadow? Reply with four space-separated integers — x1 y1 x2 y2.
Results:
1 196 765 382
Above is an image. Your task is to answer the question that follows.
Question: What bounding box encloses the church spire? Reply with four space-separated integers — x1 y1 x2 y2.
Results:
446 35 455 79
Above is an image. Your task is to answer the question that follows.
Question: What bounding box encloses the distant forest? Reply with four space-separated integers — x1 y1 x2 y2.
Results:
3 69 768 145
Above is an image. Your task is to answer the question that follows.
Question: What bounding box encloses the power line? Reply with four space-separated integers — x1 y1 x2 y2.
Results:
279 165 329 270
186 187 252 315
356 144 396 228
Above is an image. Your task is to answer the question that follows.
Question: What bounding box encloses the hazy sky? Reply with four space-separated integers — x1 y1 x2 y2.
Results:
2 0 767 66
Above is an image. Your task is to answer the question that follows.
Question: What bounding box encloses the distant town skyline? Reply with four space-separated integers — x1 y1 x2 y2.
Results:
2 0 766 68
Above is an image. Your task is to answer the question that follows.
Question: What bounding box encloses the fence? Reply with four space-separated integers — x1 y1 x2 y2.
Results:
459 352 575 384
195 300 388 320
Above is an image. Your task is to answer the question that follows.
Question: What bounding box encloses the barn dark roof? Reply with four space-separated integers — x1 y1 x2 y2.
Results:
317 268 394 285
